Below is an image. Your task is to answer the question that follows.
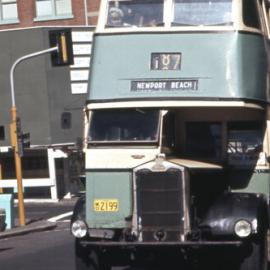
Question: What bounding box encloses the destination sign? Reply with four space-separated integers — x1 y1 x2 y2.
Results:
131 79 198 91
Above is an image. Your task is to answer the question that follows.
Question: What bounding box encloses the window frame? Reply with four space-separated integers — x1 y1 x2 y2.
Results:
0 0 18 25
35 0 73 21
262 0 270 38
88 109 162 147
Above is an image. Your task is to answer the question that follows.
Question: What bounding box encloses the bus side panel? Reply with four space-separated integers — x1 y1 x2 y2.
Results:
85 171 133 228
229 170 270 197
88 32 267 102
237 33 268 101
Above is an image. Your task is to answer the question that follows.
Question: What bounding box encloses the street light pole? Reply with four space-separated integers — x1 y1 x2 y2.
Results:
9 46 58 226
9 106 24 225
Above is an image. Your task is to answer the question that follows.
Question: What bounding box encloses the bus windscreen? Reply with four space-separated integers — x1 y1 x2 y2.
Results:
89 109 160 144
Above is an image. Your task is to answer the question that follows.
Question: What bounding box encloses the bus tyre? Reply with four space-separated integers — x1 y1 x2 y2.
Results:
75 239 111 270
238 235 268 270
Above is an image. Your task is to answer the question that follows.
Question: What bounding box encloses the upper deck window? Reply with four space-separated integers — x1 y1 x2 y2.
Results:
242 0 261 29
106 0 163 27
173 0 233 26
89 109 160 144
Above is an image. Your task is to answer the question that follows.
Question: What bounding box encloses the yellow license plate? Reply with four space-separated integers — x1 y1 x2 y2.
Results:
93 199 119 212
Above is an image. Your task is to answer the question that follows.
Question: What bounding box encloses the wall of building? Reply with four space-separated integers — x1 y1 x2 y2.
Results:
0 0 99 199
0 26 94 199
0 26 93 147
87 0 101 25
0 0 101 31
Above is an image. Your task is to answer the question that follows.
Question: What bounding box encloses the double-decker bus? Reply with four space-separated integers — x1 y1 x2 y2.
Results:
71 1 270 269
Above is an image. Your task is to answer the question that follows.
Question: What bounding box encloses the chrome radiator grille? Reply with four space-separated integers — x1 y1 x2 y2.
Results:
135 168 185 242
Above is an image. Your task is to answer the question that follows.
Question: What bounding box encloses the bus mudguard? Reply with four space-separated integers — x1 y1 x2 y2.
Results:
199 192 269 239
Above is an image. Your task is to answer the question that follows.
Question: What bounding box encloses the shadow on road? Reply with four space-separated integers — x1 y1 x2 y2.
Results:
0 247 13 253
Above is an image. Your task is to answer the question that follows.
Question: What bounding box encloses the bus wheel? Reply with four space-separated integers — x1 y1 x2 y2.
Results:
237 235 268 270
75 239 111 270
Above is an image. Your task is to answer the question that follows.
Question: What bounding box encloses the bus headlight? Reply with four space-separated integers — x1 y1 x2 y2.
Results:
234 220 252 238
71 220 88 238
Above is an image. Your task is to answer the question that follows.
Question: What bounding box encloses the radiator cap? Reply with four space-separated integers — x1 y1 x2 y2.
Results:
152 153 166 172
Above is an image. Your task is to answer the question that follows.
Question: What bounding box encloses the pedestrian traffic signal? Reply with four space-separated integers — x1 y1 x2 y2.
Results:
16 117 21 133
17 131 30 157
10 117 21 147
49 29 74 66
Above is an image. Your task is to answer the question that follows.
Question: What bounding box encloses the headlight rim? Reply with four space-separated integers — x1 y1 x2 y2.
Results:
71 219 88 238
234 219 252 238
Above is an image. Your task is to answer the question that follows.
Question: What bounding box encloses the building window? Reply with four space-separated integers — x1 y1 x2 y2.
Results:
0 126 5 140
61 112 72 129
35 0 72 19
0 0 18 21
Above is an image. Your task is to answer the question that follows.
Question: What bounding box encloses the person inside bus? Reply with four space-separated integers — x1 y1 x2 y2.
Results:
107 0 163 27
108 6 125 26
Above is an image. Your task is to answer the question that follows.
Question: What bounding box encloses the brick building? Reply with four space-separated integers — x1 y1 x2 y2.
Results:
0 0 101 30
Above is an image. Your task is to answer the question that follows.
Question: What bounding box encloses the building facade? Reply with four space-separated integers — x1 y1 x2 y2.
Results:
0 0 101 200
0 0 101 29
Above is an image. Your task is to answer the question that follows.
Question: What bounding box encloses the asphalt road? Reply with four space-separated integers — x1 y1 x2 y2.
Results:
0 198 76 270
0 221 139 270
0 199 135 270
1 221 270 270
0 222 75 270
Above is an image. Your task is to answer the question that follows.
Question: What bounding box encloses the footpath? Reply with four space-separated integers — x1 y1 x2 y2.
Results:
0 197 77 240
0 220 57 239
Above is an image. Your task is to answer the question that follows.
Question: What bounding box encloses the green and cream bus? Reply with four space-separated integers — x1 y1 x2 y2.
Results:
71 0 270 269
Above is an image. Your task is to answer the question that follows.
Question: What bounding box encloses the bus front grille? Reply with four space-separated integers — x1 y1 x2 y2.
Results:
135 168 185 242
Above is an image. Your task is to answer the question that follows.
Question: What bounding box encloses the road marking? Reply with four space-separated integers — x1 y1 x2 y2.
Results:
58 220 71 223
47 211 73 222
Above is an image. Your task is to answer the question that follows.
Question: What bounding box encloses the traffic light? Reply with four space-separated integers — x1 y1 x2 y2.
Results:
17 131 30 157
16 117 21 134
49 29 74 66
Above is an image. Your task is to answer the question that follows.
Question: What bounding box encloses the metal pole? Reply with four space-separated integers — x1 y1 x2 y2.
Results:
10 106 25 225
9 46 58 226
10 47 58 107
84 0 89 26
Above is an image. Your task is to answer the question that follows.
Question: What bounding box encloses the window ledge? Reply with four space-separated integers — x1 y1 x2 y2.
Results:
34 14 74 22
0 19 19 25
